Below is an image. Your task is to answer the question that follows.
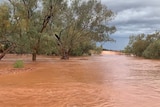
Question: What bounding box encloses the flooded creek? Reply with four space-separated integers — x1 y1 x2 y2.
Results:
0 52 160 107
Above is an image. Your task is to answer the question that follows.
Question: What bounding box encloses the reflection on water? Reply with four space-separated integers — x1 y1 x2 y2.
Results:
0 53 160 107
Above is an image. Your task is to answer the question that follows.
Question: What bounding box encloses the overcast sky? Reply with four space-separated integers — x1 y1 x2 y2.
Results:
1 0 159 38
102 0 160 37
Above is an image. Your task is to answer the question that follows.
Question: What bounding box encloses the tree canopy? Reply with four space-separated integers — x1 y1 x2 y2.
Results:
124 31 160 59
0 0 116 61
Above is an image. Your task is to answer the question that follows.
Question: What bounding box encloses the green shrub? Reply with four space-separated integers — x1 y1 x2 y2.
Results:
132 40 149 56
143 40 160 59
13 60 24 68
93 46 103 54
70 42 95 56
124 31 160 59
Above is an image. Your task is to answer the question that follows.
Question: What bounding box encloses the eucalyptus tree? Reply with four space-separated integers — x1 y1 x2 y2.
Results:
0 3 16 60
52 0 116 59
0 0 116 61
7 0 40 61
124 31 160 58
8 0 67 61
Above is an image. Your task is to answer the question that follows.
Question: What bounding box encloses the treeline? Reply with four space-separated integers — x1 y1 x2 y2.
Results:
0 0 116 61
124 31 160 59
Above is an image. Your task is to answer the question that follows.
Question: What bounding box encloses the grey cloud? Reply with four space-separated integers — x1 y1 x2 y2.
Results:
103 0 160 12
102 0 160 37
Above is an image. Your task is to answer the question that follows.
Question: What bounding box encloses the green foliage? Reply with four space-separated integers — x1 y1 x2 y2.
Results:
124 31 160 59
132 40 149 56
0 0 116 60
13 60 24 68
51 0 116 59
124 34 149 56
70 41 95 56
143 40 160 59
38 34 56 55
94 46 103 55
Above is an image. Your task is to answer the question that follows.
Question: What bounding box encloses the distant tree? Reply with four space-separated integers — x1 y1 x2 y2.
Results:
124 35 137 54
143 40 160 59
142 32 160 59
124 34 149 56
125 31 160 58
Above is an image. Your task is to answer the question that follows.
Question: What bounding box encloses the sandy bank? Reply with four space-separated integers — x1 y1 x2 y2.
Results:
101 50 121 55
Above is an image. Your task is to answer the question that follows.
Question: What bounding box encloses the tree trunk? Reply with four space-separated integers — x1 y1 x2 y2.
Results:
0 53 6 60
0 45 15 60
61 49 69 60
32 53 37 61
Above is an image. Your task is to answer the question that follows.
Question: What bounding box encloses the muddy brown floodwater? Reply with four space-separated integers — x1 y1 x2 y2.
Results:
0 52 160 107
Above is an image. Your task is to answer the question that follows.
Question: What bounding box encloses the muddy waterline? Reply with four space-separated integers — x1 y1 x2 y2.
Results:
0 52 160 107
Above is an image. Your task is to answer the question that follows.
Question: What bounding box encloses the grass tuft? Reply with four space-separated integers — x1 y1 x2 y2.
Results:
13 60 24 68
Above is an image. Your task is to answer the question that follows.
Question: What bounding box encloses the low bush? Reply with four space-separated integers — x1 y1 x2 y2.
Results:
143 40 160 59
13 60 24 68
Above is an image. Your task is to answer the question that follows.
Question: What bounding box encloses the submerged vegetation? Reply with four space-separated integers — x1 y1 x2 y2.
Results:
0 0 116 61
124 31 160 59
13 60 24 68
